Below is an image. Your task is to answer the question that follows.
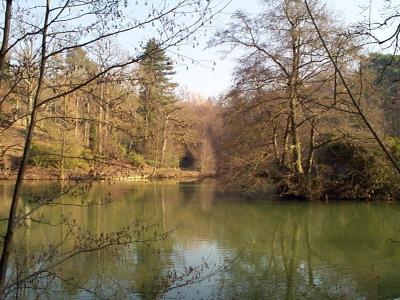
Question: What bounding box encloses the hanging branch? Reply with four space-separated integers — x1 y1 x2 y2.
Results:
0 0 51 292
304 0 400 176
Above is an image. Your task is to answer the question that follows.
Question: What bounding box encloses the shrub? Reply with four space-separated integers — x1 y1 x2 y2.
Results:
129 152 145 168
316 139 400 200
28 143 92 170
28 143 59 168
388 136 400 160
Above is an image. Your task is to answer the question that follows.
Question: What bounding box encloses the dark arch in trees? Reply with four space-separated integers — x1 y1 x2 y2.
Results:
179 150 195 169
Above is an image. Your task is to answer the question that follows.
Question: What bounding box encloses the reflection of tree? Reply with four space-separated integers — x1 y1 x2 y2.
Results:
304 220 314 288
131 242 174 300
192 202 400 299
281 220 300 300
2 182 400 298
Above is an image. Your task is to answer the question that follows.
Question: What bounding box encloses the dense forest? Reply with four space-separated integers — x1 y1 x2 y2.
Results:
0 36 217 178
1 0 399 200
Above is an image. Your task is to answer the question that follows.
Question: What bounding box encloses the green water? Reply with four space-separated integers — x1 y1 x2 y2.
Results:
1 180 400 299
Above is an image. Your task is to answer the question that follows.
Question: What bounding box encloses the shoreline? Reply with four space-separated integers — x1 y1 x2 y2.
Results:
0 166 206 181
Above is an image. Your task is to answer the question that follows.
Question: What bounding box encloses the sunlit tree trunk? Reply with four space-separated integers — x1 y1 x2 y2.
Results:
74 97 79 139
60 130 66 180
288 16 304 177
161 116 168 167
98 78 104 156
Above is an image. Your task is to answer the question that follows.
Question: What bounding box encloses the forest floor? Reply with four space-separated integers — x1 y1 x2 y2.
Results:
0 124 201 181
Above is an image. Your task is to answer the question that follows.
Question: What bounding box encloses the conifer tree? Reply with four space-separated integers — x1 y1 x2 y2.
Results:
137 38 179 168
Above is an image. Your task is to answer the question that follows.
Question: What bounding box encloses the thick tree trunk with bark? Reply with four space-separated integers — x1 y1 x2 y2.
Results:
288 19 304 177
0 0 12 82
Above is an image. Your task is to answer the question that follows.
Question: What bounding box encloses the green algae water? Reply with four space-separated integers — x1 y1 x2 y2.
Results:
1 180 400 299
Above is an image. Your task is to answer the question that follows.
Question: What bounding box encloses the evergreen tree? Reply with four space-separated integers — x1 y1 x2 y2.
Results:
137 38 179 168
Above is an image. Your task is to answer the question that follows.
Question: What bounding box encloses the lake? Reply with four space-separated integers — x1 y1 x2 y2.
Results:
1 180 400 299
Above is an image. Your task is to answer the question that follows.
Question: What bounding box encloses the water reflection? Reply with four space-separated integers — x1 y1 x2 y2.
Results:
0 181 400 299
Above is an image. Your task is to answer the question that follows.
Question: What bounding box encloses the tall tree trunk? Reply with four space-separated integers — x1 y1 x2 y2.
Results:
60 130 66 180
104 83 109 138
281 115 291 169
289 95 304 176
14 98 19 122
152 128 160 175
98 79 104 156
74 97 79 139
0 0 13 83
0 0 50 292
25 83 35 132
305 120 316 175
84 101 90 147
143 85 151 151
272 122 280 163
288 19 304 177
161 116 168 167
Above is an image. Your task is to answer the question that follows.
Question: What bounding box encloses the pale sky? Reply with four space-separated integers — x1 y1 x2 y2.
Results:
171 0 263 99
169 0 385 98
